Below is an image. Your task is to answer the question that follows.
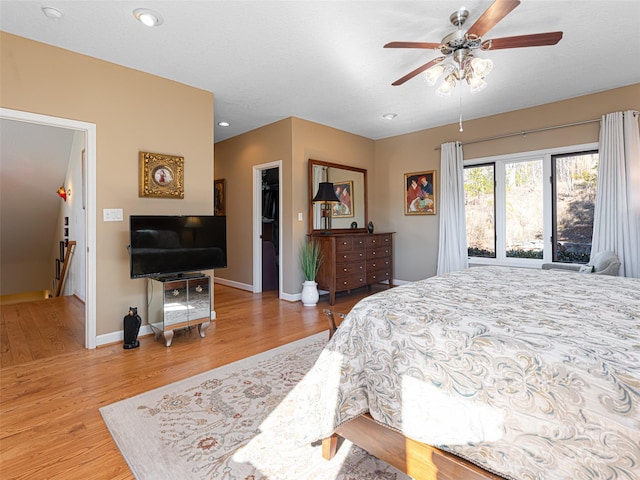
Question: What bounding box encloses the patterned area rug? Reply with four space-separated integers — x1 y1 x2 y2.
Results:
100 332 409 479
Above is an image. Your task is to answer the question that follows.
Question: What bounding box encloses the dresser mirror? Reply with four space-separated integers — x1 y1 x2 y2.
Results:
308 159 368 234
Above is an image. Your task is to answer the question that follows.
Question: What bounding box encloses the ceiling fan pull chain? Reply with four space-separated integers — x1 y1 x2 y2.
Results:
459 89 464 132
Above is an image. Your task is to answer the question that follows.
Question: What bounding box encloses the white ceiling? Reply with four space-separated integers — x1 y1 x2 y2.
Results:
1 1 639 144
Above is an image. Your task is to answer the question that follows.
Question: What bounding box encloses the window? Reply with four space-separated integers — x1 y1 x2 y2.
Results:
551 151 599 263
464 163 495 258
464 145 598 266
505 159 544 259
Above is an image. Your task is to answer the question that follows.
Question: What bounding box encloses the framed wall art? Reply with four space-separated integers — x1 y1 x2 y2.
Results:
139 151 185 198
331 180 354 218
214 179 226 215
404 170 436 215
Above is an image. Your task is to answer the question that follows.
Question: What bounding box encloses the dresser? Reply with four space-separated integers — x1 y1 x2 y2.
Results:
312 232 393 305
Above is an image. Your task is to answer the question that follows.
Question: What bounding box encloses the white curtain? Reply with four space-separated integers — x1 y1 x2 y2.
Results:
437 141 468 274
592 110 640 278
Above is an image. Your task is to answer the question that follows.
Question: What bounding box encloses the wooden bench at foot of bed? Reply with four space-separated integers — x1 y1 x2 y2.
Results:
322 414 505 480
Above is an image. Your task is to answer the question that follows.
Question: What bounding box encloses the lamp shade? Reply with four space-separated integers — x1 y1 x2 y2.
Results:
313 182 340 203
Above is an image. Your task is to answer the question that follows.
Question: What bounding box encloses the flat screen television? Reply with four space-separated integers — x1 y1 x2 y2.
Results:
129 215 227 279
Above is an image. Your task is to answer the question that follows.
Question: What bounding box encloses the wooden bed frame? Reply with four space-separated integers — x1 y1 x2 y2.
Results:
322 310 505 480
321 414 504 480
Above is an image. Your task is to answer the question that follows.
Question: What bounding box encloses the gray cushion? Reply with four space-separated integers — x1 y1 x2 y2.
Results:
541 250 620 276
578 264 595 273
588 250 621 276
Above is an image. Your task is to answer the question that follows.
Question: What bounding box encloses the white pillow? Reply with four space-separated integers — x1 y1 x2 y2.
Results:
579 264 595 273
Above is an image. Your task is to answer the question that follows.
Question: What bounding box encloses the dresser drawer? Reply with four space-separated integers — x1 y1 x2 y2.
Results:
335 237 354 252
336 274 367 290
367 269 391 284
366 246 391 259
365 234 392 249
336 236 366 252
337 261 365 276
368 257 391 271
337 250 366 263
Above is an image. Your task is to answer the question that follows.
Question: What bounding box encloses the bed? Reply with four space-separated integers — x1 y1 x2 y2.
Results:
295 266 640 480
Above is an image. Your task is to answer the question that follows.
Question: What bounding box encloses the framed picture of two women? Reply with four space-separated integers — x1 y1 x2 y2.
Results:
405 170 436 215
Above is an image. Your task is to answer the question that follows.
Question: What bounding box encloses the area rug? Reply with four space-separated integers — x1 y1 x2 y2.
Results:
100 332 409 479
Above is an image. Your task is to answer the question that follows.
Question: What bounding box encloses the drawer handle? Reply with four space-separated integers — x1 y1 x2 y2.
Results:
372 239 376 243
384 238 389 243
343 281 348 285
342 241 348 245
343 268 348 272
372 275 377 279
343 255 348 259
372 251 376 255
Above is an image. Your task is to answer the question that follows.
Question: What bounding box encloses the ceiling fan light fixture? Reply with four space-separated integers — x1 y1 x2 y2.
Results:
436 77 454 97
424 65 445 86
468 75 488 93
471 57 493 78
133 8 164 27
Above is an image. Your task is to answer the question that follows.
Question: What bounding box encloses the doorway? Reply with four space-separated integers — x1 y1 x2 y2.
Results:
0 108 97 349
252 161 282 295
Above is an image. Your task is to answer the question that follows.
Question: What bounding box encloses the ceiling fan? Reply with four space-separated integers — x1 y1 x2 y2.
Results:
385 0 563 94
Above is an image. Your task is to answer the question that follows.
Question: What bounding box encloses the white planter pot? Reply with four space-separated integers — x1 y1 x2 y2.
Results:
301 280 319 306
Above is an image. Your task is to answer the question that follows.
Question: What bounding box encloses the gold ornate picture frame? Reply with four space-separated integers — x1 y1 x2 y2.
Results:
139 151 184 198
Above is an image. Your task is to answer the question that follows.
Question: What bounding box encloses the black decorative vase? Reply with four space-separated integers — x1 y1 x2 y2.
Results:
350 221 358 229
367 221 374 234
123 307 142 349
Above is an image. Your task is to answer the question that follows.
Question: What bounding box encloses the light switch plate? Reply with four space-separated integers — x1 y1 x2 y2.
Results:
103 208 123 222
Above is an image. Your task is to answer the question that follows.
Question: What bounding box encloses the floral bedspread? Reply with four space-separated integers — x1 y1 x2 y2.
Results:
295 266 640 480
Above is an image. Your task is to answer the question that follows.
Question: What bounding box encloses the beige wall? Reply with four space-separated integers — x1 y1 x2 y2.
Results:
291 118 374 291
216 84 639 292
213 118 293 288
1 33 214 336
215 117 374 295
375 84 640 282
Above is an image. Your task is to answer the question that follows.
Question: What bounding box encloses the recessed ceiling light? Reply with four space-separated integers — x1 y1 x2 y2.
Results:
382 113 397 120
41 6 64 20
133 8 164 27
217 121 230 127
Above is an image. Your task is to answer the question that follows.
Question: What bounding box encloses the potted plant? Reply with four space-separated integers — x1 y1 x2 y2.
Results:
299 239 323 306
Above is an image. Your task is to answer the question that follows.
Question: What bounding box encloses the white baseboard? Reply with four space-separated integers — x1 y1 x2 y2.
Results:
280 291 300 302
96 324 154 347
96 313 217 347
214 277 253 291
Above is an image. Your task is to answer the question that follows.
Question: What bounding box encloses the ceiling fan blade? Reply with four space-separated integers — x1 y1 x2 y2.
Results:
391 57 444 86
466 0 521 38
482 31 563 50
384 41 441 49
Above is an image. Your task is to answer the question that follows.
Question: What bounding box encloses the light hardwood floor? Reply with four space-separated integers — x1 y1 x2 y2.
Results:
0 283 387 479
